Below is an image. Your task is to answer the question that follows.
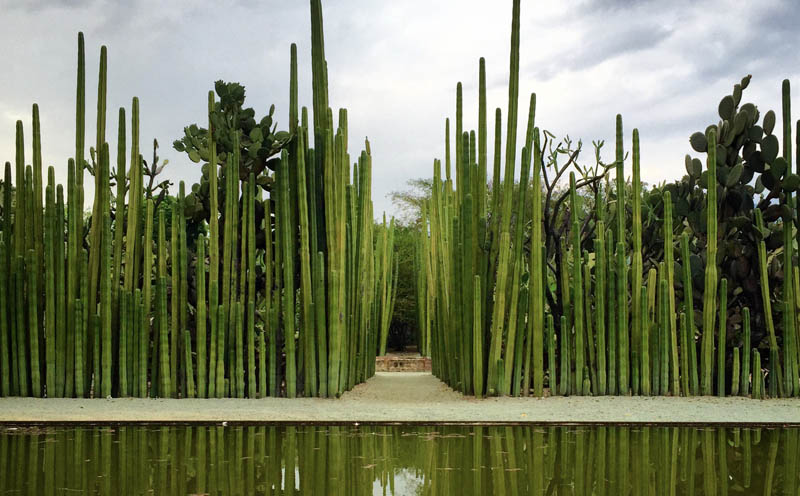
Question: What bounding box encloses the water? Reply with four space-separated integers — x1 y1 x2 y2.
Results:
0 424 798 495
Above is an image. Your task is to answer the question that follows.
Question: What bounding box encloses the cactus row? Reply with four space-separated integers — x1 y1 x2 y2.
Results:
416 0 800 398
0 1 393 398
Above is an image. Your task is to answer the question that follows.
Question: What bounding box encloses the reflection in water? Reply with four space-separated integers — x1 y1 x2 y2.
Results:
0 424 798 495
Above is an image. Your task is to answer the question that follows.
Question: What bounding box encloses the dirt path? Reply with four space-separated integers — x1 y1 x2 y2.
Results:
1 372 798 424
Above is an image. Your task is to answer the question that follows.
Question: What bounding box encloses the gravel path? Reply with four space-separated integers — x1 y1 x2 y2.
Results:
1 372 798 425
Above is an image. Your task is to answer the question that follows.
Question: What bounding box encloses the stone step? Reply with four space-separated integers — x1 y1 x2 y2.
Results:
375 353 431 372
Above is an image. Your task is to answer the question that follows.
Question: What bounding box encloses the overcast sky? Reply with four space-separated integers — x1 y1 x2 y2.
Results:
1 0 799 219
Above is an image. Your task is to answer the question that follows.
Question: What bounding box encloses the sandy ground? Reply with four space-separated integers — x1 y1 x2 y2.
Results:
0 372 798 425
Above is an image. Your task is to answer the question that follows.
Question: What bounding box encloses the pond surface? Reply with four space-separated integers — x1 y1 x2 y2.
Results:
0 424 798 495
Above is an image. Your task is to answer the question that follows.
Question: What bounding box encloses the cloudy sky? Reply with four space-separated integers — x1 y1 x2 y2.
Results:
1 0 798 219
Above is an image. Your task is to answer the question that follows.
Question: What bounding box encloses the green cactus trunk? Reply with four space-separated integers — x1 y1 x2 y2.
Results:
741 308 751 396
701 129 718 395
595 229 607 395
718 278 728 396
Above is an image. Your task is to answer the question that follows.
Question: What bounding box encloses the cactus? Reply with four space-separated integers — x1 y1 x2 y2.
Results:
701 129 718 395
570 173 586 395
196 234 207 398
663 192 679 396
8 1 800 402
731 347 740 396
607 232 617 395
100 210 112 398
559 315 569 396
631 128 643 396
595 230 607 395
641 287 651 396
717 278 728 396
546 314 556 394
741 308 751 396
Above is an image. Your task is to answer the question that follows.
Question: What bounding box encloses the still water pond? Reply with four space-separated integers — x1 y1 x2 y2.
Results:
0 424 798 495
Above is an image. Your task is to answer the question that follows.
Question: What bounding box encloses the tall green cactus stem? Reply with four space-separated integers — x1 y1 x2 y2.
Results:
31 106 44 322
631 128 643 396
2 163 12 396
701 129 718 395
680 233 698 395
595 229 607 395
641 287 651 395
751 349 762 399
142 200 154 396
570 173 586 395
157 209 169 398
111 108 126 332
246 176 257 398
782 80 797 257
313 251 326 397
487 232 511 394
647 269 658 393
501 139 531 394
196 235 207 398
100 214 112 398
607 230 617 395
499 0 521 239
754 208 782 392
559 315 569 396
157 276 170 398
741 308 751 396
55 184 66 397
663 192 679 395
170 197 180 397
215 304 226 398
178 183 189 396
135 289 146 398
614 114 629 394
183 330 195 399
0 240 9 397
44 183 56 396
717 278 728 396
546 315 556 394
731 347 740 396
785 294 798 396
659 278 669 395
278 150 296 398
14 256 28 396
617 242 628 394
26 249 42 397
295 128 316 397
258 331 266 398
560 238 572 345
769 347 779 397
679 308 690 396
473 275 483 398
123 98 140 295
584 262 597 394
74 298 84 397
783 88 797 395
206 91 220 399
530 129 544 397
67 34 85 395
118 289 128 396
86 47 107 385
235 301 244 398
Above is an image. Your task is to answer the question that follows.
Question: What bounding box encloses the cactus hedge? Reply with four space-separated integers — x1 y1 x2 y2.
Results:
0 0 394 399
2 0 799 401
415 0 800 398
